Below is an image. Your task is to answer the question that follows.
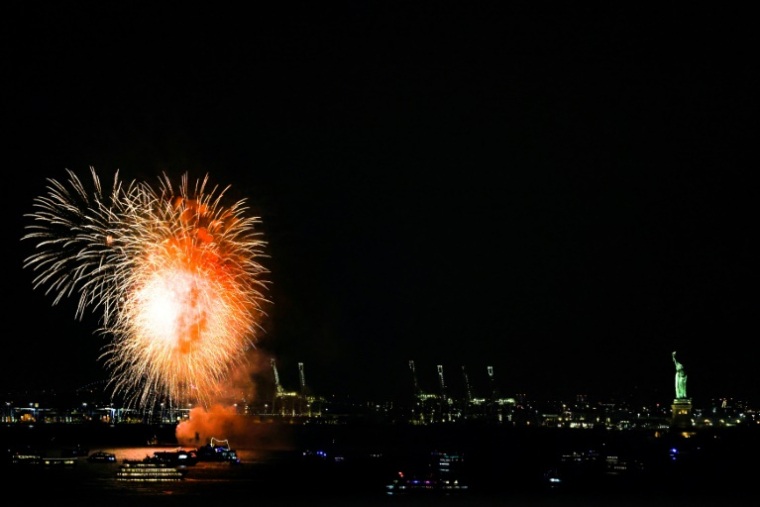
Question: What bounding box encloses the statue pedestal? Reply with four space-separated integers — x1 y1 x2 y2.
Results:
671 398 693 430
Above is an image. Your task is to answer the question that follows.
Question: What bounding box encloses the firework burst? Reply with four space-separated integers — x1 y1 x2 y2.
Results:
23 167 269 410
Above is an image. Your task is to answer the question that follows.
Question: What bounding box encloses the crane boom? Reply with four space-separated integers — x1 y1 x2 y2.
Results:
271 358 285 395
298 362 307 394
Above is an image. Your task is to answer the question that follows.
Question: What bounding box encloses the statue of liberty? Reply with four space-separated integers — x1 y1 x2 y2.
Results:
672 351 687 399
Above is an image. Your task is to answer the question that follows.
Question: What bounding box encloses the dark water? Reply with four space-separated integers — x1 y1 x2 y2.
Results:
2 423 757 506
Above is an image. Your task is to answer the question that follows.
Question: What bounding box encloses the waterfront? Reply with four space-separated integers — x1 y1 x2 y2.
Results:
2 422 758 506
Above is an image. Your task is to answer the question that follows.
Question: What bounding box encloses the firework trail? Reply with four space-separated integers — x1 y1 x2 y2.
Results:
23 167 269 409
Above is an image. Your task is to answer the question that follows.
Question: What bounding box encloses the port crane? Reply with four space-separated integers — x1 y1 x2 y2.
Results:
270 358 299 416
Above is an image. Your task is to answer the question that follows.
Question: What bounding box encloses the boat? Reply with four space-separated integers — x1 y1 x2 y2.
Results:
385 474 469 495
385 451 469 496
195 438 240 464
117 461 185 482
10 451 42 466
87 451 117 463
2 444 42 467
42 456 77 467
150 449 198 467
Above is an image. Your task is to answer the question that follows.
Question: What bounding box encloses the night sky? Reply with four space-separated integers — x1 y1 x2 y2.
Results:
2 3 757 406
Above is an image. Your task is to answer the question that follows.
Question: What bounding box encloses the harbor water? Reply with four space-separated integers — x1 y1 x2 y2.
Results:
2 422 757 506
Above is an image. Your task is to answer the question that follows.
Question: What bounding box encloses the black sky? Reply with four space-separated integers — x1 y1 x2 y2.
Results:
2 3 757 405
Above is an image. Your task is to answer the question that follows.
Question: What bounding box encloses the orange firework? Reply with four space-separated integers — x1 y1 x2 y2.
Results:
23 168 269 410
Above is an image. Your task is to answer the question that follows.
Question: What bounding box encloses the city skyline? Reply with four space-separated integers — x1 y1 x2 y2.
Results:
2 354 753 412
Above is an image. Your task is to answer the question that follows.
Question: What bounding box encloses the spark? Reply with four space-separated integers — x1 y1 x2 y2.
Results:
23 167 269 410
